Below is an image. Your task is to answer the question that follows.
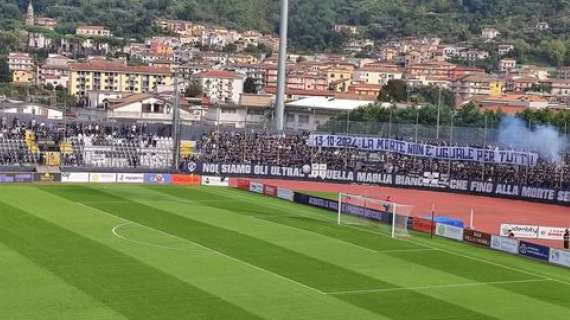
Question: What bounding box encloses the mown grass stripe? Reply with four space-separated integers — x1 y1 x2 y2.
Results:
45 185 500 320
161 186 570 311
0 200 265 320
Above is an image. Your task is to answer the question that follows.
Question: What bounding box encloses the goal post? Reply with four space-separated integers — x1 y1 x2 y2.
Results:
337 193 414 238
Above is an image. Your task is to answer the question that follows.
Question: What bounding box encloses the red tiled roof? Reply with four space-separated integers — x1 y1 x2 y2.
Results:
192 70 243 79
69 61 170 75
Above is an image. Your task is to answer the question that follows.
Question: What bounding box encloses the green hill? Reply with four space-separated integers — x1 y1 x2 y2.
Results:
2 0 570 53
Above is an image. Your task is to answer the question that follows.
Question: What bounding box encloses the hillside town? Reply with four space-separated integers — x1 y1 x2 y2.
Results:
1 1 568 131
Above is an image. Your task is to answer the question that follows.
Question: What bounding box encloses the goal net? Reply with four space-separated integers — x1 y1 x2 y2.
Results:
337 193 414 238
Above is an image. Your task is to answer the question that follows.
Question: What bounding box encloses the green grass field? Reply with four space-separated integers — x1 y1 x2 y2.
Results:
0 184 569 320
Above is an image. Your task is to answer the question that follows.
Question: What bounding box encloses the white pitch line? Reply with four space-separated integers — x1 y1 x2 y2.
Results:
112 222 211 254
325 278 552 295
75 201 327 295
204 188 561 283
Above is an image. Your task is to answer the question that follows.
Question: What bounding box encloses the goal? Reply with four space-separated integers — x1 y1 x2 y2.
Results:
337 193 414 238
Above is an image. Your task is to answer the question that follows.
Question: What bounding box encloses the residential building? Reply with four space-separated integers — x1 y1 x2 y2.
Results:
76 26 112 37
353 64 403 86
471 94 548 114
458 49 489 61
507 77 539 92
559 66 570 80
545 80 570 96
333 25 358 34
406 61 456 79
39 54 75 89
225 64 265 93
191 70 245 104
28 32 52 49
156 19 193 34
497 44 514 56
287 69 328 92
481 28 500 40
347 83 381 98
536 22 550 31
326 64 356 92
452 74 504 100
499 58 517 72
36 17 57 30
68 60 172 96
343 39 374 53
8 52 34 84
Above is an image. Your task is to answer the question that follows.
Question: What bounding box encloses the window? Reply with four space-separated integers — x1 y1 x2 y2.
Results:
298 115 310 124
286 114 295 123
142 103 152 113
222 108 237 114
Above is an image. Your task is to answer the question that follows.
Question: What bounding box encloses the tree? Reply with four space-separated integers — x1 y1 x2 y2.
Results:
0 56 10 83
185 82 203 98
378 80 408 103
541 40 567 66
223 43 238 53
243 78 257 94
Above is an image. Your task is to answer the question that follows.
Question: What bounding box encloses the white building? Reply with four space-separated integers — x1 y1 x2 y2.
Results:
353 65 403 86
8 52 34 71
191 70 245 104
499 58 517 72
481 28 500 40
0 102 63 120
284 96 374 131
205 94 273 128
104 93 202 122
76 26 112 37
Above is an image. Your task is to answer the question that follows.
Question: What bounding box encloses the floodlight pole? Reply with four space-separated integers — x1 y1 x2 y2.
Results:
275 0 289 133
172 72 181 171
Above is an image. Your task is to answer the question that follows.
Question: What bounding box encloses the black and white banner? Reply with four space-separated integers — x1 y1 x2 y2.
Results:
307 134 539 167
186 162 570 205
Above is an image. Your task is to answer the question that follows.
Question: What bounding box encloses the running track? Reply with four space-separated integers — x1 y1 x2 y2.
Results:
246 179 570 248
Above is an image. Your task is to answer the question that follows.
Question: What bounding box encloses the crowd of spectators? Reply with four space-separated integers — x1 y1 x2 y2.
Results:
1 117 569 189
194 131 570 190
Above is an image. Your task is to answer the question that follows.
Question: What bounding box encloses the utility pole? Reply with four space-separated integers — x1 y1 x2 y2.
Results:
275 0 289 132
172 72 181 171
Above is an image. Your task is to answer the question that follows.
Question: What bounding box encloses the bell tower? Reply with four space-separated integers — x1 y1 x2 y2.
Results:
25 1 35 26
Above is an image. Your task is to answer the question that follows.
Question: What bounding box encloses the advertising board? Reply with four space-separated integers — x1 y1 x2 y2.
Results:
263 185 277 197
0 173 34 184
235 179 250 191
61 172 89 183
411 218 433 233
538 226 568 240
500 224 539 239
201 176 229 187
518 241 550 261
171 174 201 186
490 235 519 254
277 187 295 201
549 249 570 268
89 173 117 183
463 229 491 247
116 173 145 184
144 173 172 185
249 182 263 193
34 172 61 183
435 223 464 241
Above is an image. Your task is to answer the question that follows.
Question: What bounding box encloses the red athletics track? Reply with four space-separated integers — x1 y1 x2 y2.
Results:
245 178 570 248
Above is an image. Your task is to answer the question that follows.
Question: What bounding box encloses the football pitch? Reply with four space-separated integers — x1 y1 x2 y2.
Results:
1 184 569 320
